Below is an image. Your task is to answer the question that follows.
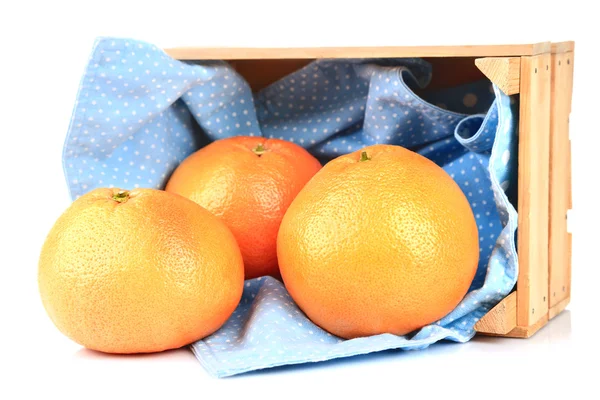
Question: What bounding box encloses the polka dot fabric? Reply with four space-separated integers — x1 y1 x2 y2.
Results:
63 38 519 377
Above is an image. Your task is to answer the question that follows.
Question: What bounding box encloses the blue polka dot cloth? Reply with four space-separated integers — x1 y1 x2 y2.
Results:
63 37 519 377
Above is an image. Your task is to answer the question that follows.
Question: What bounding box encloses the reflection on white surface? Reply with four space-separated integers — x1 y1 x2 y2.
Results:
259 310 574 376
70 309 573 377
74 346 199 363
18 301 583 398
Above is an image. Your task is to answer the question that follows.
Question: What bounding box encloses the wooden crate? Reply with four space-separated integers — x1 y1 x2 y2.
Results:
164 42 574 338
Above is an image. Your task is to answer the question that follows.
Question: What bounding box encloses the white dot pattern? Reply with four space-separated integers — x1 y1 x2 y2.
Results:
62 38 518 378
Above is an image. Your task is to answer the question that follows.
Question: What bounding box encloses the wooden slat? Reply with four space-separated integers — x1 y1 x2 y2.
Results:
164 42 551 60
474 292 517 335
549 51 574 309
474 57 521 95
517 53 552 327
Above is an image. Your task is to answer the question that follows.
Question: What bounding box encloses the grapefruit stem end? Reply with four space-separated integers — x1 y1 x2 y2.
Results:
252 143 266 156
112 190 130 203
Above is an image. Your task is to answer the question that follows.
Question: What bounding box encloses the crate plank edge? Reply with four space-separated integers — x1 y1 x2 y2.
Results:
164 41 575 339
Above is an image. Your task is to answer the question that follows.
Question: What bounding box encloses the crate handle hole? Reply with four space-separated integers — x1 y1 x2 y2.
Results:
534 67 538 73
567 59 571 65
546 65 549 71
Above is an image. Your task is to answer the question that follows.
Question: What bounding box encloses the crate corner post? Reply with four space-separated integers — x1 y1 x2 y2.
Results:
548 42 574 321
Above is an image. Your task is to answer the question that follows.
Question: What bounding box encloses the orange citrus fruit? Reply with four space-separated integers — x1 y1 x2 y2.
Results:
38 188 244 354
165 136 322 279
277 144 479 339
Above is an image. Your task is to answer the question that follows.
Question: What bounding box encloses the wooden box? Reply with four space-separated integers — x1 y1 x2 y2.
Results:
164 42 574 338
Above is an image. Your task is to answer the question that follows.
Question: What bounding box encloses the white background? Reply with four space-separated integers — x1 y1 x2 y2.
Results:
1 1 598 398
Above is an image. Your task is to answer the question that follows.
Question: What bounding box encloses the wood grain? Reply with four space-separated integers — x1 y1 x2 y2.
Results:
474 292 517 335
474 57 521 95
516 53 552 327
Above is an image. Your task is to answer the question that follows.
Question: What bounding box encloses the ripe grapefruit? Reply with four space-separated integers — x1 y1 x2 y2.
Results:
38 188 244 354
277 145 479 339
165 136 322 279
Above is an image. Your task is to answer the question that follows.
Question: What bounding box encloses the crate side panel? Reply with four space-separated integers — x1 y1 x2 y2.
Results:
549 51 574 308
517 54 551 326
